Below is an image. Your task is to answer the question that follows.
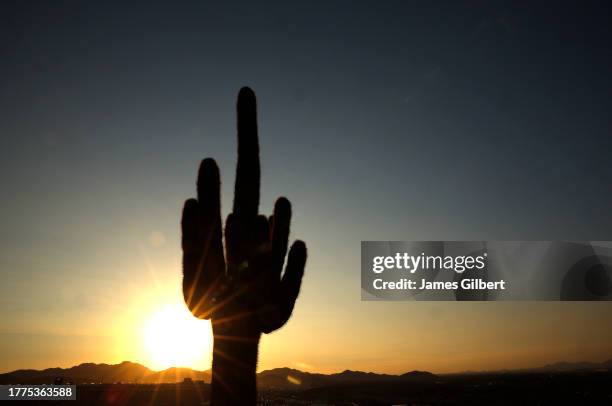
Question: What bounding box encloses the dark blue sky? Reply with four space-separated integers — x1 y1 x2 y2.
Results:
2 1 611 240
1 1 611 373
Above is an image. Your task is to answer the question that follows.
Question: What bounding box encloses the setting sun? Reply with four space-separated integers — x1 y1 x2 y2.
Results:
142 303 212 371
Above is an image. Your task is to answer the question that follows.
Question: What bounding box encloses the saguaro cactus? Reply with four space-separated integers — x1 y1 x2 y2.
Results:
181 87 307 405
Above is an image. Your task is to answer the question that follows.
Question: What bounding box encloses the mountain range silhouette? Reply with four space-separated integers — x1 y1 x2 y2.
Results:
1 358 610 388
0 362 209 385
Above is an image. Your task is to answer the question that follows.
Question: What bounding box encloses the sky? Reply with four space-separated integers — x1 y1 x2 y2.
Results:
1 0 611 374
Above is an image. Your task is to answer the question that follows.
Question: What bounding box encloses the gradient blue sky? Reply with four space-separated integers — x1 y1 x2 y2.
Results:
1 1 611 373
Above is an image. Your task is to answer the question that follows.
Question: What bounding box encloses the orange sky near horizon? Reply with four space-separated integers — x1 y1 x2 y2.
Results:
1 221 612 375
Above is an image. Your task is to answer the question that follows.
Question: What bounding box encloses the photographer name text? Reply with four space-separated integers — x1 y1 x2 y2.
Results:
371 252 507 291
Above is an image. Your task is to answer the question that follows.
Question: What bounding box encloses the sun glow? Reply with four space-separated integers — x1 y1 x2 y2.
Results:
142 303 212 370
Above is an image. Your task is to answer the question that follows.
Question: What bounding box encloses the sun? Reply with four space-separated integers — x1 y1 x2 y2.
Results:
142 303 212 371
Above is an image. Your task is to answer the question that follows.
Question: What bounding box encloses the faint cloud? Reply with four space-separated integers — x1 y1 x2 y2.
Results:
293 361 315 371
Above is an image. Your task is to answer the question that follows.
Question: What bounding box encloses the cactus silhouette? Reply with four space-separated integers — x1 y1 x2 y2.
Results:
181 87 307 405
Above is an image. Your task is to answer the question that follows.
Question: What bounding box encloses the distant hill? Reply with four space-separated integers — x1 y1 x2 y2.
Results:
454 358 612 375
1 358 610 387
536 359 612 372
400 370 438 380
0 362 210 385
257 368 328 389
257 368 438 390
0 361 146 384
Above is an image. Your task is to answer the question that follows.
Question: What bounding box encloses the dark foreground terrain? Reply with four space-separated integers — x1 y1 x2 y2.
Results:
12 370 612 405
